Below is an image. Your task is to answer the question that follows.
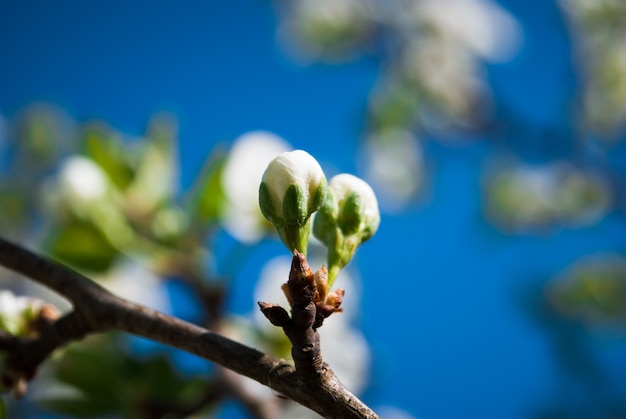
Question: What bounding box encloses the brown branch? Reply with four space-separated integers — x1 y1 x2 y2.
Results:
259 252 325 381
0 237 379 419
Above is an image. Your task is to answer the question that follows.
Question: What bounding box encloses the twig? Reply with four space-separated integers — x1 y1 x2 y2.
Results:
258 252 325 381
0 237 379 419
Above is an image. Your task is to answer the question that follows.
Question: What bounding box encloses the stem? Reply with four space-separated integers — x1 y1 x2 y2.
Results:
327 264 342 290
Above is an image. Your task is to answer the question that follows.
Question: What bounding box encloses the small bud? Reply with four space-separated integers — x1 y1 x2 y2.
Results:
313 174 380 287
258 301 291 327
314 288 345 327
259 150 327 254
314 265 329 303
325 288 345 309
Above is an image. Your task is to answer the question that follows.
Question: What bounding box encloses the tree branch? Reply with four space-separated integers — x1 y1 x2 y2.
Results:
0 237 379 419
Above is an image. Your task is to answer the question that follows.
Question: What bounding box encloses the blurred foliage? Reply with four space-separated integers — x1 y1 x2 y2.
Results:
42 335 211 418
187 149 228 230
81 123 135 191
0 101 375 417
0 105 232 417
548 254 626 327
524 279 626 419
560 0 626 137
47 220 119 273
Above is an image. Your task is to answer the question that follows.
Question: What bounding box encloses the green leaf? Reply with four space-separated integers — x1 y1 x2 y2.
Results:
81 123 135 190
47 221 118 272
188 149 227 226
43 336 129 417
125 118 177 217
0 398 6 419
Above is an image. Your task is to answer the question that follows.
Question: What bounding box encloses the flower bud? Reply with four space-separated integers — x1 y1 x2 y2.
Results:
259 150 327 254
313 173 380 287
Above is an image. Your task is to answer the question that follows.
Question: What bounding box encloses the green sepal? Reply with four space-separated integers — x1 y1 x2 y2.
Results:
312 191 338 246
259 182 277 223
282 183 307 226
309 177 328 214
337 191 362 236
276 218 311 256
360 222 377 243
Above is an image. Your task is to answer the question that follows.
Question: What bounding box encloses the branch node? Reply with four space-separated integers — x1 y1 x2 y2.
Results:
258 302 291 327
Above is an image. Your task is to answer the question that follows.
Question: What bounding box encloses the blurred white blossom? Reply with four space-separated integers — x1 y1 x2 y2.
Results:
57 156 109 204
559 0 626 136
221 131 291 243
277 0 373 63
0 290 45 336
413 0 521 62
484 160 611 232
0 290 39 319
362 128 424 210
95 259 171 313
276 0 521 130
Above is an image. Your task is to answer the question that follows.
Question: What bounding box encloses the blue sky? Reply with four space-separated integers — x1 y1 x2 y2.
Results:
2 1 626 418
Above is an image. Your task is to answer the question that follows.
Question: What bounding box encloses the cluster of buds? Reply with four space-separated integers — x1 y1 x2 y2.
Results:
258 150 379 314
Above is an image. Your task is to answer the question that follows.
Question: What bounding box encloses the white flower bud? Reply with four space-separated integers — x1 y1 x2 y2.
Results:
259 150 327 254
313 173 380 287
328 174 380 239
